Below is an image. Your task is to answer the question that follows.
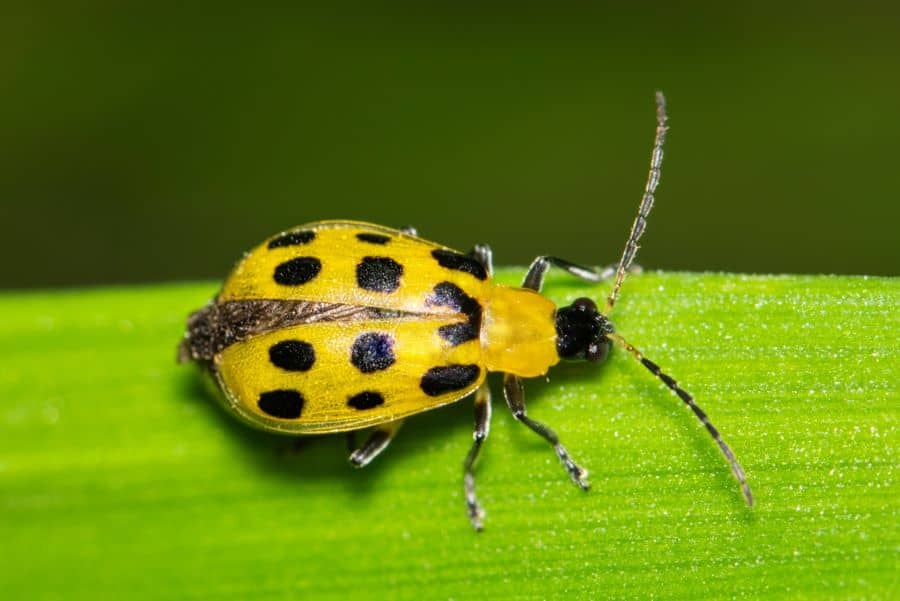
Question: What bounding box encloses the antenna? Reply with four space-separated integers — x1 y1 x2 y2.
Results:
604 91 669 314
608 332 754 506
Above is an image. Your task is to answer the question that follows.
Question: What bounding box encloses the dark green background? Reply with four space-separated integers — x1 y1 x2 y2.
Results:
2 3 898 288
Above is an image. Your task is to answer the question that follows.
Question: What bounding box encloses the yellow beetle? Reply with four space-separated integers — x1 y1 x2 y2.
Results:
179 93 752 530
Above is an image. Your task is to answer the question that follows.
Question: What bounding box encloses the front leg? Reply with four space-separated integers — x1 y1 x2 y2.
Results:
503 373 589 489
523 256 644 293
523 256 613 291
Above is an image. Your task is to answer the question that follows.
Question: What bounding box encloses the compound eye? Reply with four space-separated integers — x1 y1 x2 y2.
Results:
573 297 598 313
586 339 611 363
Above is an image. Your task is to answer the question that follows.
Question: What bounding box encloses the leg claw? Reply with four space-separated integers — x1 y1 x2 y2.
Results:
467 502 485 532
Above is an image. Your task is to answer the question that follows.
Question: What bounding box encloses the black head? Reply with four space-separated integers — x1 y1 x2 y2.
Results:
554 297 614 363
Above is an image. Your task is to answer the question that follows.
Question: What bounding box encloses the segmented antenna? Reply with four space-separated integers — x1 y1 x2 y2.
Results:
608 332 754 506
604 91 669 314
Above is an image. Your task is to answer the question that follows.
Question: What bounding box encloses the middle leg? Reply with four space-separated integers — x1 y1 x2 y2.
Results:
463 383 492 531
468 243 493 276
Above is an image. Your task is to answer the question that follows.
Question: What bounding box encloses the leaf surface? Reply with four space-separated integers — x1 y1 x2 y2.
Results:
1 272 896 599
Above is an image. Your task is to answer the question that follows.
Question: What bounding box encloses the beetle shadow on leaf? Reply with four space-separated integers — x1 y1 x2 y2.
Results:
177 369 346 478
176 368 473 497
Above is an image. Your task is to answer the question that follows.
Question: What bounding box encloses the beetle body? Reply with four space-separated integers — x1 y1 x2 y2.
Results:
180 93 753 530
180 221 565 434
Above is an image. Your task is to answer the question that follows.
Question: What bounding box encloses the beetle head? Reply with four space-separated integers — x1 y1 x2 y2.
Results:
554 297 614 363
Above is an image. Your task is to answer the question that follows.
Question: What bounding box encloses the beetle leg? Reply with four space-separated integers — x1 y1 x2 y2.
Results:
348 420 404 468
468 244 493 277
463 383 492 531
522 256 620 291
503 373 589 490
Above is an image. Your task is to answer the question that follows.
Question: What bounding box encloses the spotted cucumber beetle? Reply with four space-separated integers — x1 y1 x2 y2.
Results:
179 92 753 530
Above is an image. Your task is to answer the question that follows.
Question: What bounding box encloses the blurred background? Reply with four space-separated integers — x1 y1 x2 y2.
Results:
2 2 897 289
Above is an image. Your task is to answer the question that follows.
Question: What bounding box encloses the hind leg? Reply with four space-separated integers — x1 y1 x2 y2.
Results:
347 421 404 468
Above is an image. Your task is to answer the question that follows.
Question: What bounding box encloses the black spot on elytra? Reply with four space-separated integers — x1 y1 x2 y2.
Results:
258 390 305 419
351 332 396 373
347 391 385 410
268 340 315 371
438 322 478 347
427 282 482 346
431 249 487 281
356 257 403 292
420 364 481 396
268 230 315 249
274 257 321 286
356 232 391 245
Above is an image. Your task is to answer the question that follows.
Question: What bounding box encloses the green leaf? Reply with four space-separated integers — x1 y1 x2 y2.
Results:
1 272 896 600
